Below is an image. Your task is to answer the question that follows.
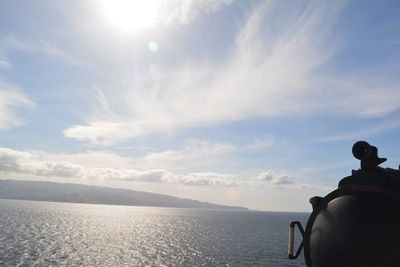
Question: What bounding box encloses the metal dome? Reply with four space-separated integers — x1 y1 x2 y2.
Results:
288 141 400 267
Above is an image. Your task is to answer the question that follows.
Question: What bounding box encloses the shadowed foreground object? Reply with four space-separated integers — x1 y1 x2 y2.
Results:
288 141 400 267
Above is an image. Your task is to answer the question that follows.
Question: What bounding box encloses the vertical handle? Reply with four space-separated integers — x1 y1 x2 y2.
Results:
288 224 295 257
288 221 305 259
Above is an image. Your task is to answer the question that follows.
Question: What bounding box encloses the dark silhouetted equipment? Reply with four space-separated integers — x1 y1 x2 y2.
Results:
288 141 400 267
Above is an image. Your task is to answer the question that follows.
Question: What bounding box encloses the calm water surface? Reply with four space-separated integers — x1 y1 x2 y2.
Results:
0 199 308 266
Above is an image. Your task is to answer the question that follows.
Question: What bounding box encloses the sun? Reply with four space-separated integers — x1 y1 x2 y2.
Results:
101 0 161 32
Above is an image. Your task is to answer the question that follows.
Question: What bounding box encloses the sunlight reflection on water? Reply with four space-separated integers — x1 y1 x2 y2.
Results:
0 199 307 266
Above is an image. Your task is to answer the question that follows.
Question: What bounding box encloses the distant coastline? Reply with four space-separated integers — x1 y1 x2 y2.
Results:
0 179 248 211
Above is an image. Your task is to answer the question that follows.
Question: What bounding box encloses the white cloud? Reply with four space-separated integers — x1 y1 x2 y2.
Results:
85 168 168 182
171 172 238 186
26 137 277 178
0 147 242 186
272 175 294 185
64 121 135 146
159 0 233 25
0 81 34 129
255 171 295 186
63 1 345 145
0 147 163 182
0 148 82 177
255 171 275 181
99 0 232 31
64 1 400 146
0 146 303 189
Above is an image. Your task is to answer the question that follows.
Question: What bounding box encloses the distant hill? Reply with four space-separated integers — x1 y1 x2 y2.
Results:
0 180 248 210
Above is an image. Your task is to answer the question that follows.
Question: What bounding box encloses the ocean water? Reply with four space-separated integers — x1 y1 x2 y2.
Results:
0 199 308 266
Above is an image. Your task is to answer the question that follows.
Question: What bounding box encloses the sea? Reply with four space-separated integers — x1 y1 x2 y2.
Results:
0 199 308 266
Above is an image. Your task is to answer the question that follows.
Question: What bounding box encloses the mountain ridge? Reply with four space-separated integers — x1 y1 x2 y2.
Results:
0 179 248 210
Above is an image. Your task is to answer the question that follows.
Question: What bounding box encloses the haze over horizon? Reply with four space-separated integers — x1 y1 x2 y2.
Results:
0 0 399 211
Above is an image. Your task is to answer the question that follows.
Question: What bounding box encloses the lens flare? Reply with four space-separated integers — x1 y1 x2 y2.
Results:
148 41 158 52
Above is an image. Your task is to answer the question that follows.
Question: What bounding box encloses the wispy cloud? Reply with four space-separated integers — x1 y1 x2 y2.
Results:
65 1 345 145
316 75 400 118
37 137 276 176
0 37 73 131
0 81 34 129
0 36 82 67
64 1 399 146
131 138 277 172
318 117 400 142
140 139 235 171
35 137 275 174
0 58 13 71
241 136 275 151
159 0 233 25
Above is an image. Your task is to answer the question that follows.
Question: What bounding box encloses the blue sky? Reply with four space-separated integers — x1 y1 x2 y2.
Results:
0 0 399 211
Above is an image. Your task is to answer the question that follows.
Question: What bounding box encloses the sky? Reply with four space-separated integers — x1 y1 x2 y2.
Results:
0 0 399 211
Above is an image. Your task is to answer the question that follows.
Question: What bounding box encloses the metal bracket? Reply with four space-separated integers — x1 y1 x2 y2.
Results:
288 221 305 259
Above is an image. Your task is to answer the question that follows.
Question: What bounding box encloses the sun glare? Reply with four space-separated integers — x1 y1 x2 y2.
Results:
102 0 160 32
